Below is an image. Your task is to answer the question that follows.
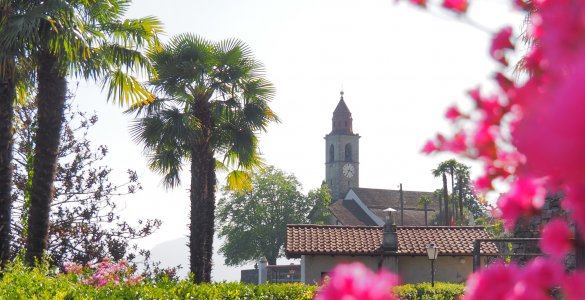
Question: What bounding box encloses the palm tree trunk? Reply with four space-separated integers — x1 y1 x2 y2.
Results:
0 60 16 268
442 173 449 226
202 156 216 282
25 52 67 266
458 177 464 222
424 202 428 226
189 99 214 283
450 168 456 223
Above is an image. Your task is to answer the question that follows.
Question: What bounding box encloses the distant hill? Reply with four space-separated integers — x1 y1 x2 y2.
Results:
149 237 257 282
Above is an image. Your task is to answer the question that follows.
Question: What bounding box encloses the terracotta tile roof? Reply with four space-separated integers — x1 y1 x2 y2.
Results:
352 187 440 211
286 224 498 258
329 199 378 226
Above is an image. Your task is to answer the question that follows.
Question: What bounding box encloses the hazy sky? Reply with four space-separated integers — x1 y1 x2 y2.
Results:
71 0 524 281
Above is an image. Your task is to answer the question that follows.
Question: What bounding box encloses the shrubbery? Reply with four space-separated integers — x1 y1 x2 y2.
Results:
394 282 464 300
0 260 465 299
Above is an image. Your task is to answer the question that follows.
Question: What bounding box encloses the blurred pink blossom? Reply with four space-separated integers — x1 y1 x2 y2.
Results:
314 262 400 300
540 218 573 259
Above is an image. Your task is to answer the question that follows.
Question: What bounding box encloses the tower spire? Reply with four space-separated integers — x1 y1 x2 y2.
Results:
331 91 353 135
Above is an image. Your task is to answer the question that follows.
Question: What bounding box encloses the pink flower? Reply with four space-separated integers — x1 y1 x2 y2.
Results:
540 218 573 259
490 27 514 66
563 272 585 300
442 0 468 13
314 262 400 300
63 262 83 275
496 177 545 229
445 105 462 121
473 175 491 191
422 139 438 154
463 262 519 300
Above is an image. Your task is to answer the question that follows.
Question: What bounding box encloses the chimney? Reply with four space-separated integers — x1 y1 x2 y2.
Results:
382 208 398 252
258 257 268 284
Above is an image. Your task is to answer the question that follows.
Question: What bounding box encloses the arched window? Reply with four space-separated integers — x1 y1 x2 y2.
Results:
345 144 352 161
329 145 334 162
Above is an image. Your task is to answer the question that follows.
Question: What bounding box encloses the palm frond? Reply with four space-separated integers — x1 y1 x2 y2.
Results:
101 69 154 106
224 170 252 192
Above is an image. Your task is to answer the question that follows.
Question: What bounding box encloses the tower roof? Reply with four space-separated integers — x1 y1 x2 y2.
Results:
330 91 354 135
333 92 351 115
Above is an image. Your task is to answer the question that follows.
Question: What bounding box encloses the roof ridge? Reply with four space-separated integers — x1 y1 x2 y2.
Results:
352 187 435 194
396 225 487 229
287 224 487 230
287 224 381 229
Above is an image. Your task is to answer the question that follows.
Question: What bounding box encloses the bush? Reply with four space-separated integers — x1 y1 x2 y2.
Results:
0 261 467 300
0 260 317 299
394 282 465 300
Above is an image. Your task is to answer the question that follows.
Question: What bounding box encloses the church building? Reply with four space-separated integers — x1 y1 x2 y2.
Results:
282 92 496 284
324 92 439 226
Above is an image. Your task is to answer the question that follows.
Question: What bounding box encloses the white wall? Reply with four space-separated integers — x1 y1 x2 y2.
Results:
302 254 477 285
301 255 398 284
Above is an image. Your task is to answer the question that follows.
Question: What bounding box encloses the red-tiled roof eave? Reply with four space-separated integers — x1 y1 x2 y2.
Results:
287 251 383 259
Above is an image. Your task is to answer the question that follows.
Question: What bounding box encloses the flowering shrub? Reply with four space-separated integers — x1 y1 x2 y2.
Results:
319 0 585 299
63 258 143 287
422 0 585 299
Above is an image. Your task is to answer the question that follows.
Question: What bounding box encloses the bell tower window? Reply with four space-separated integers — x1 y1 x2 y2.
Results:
345 144 352 161
329 145 334 162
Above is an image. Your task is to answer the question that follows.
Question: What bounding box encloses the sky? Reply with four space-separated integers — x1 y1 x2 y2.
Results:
71 0 524 281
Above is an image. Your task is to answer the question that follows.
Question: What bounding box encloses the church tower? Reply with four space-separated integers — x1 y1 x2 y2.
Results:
325 91 360 199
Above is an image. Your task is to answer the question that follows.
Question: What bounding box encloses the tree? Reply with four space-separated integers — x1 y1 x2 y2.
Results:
10 99 161 268
432 163 450 225
0 0 20 268
130 34 278 282
0 0 161 265
217 167 328 266
417 194 433 226
432 159 484 225
307 182 332 225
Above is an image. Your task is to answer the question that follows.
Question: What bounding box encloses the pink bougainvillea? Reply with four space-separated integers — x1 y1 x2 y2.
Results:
63 258 143 288
442 0 468 13
416 0 585 299
314 262 400 300
322 0 585 298
540 218 573 259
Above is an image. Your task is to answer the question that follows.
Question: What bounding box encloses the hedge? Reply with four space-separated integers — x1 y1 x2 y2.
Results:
394 282 465 300
0 262 464 299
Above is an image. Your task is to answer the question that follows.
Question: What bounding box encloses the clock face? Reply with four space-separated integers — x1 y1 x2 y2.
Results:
342 163 355 178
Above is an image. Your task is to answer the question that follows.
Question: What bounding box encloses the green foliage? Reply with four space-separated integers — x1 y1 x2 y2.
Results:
0 260 317 299
307 183 332 225
0 261 468 300
394 282 465 300
217 167 328 266
432 159 486 225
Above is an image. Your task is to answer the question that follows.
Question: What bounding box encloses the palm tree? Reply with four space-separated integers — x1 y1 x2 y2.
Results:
455 163 471 222
432 163 450 225
0 0 36 268
130 34 277 283
0 0 16 266
443 159 458 223
0 0 161 265
0 44 16 269
418 195 432 226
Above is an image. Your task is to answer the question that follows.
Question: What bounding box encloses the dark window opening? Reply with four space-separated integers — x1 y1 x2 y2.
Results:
329 144 334 162
345 144 352 161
